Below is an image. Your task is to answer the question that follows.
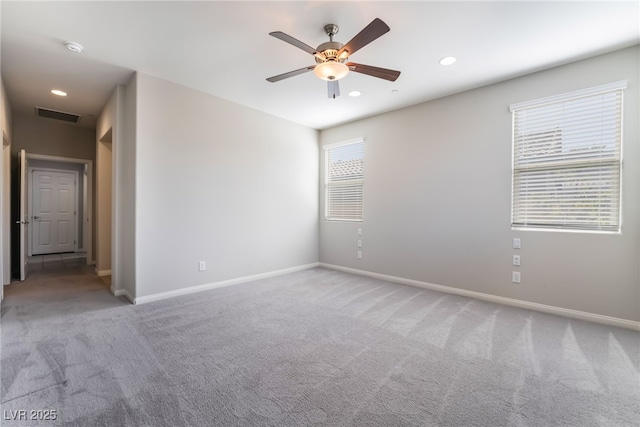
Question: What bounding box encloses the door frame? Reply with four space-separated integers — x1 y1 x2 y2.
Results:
23 153 93 266
2 133 10 288
28 167 80 256
19 150 28 280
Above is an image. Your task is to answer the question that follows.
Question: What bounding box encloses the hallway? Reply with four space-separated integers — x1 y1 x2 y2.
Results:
2 265 115 302
1 265 131 426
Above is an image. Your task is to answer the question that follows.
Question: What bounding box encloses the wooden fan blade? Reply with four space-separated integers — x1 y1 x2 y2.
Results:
266 66 316 83
346 62 401 82
338 18 390 57
269 31 318 55
328 80 340 99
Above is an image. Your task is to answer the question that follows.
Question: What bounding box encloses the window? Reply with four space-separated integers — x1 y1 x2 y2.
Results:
510 81 625 232
324 138 365 221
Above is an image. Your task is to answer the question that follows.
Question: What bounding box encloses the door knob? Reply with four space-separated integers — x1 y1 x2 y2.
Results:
33 215 41 220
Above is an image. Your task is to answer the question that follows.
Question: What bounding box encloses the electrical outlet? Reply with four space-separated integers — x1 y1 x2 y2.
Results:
357 240 362 248
357 251 362 259
513 238 521 249
513 255 521 266
512 271 521 283
199 261 206 271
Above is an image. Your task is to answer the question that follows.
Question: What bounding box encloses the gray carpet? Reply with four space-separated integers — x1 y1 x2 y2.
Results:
1 266 639 426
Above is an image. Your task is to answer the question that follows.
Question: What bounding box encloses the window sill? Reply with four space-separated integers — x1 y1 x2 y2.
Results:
511 226 621 235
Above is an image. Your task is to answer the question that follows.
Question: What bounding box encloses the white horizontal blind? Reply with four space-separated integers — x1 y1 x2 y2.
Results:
325 140 364 221
511 83 624 231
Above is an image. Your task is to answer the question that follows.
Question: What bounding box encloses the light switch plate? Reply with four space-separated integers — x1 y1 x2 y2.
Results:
513 238 521 249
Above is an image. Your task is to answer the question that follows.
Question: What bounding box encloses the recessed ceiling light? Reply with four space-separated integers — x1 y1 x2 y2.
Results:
65 42 83 53
348 90 361 97
51 89 67 97
440 56 457 66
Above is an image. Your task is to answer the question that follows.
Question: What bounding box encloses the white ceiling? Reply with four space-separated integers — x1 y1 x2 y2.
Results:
2 1 639 130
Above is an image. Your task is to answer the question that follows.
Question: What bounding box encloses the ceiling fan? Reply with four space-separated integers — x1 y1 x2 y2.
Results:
266 18 401 99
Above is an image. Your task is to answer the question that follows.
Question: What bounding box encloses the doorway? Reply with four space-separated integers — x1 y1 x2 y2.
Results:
96 128 112 278
17 151 93 280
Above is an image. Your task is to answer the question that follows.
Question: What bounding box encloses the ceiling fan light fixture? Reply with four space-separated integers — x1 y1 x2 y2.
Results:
314 61 349 81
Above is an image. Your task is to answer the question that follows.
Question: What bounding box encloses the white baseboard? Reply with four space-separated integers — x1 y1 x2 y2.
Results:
133 262 320 305
96 269 111 277
112 288 134 303
319 263 640 331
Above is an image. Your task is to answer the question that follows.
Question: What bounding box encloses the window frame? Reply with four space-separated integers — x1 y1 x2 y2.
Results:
323 137 365 222
509 81 626 233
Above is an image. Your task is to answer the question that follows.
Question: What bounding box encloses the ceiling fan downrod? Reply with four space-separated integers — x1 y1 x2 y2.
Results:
324 24 339 42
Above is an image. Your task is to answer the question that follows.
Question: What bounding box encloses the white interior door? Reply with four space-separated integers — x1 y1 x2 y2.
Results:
19 149 28 281
31 169 78 255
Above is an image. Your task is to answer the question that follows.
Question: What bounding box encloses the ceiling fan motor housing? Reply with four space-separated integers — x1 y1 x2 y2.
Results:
315 41 346 64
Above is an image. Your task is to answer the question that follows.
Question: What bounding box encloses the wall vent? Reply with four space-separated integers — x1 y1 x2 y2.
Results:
35 107 81 124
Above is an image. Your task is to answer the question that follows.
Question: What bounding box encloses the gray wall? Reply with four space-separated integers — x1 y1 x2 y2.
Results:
134 73 319 298
319 46 639 322
12 115 96 160
96 88 117 276
1 78 13 286
96 80 137 297
120 80 137 298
